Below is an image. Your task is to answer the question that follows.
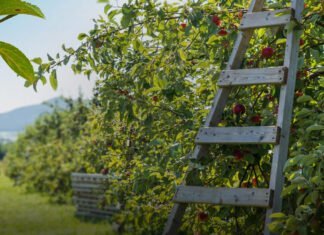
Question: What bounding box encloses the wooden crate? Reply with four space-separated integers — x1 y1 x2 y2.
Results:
71 173 119 219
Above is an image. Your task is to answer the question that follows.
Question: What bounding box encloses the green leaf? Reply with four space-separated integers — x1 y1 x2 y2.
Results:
0 41 35 82
297 95 312 103
121 14 131 28
295 108 312 118
276 38 286 44
268 221 284 233
0 0 44 18
291 176 307 184
306 124 324 133
281 184 297 197
31 57 42 65
178 49 187 61
49 69 58 90
270 213 287 219
275 10 291 17
40 76 47 85
77 33 87 40
104 4 112 14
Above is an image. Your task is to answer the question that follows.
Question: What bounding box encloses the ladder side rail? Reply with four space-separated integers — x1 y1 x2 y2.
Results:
264 1 304 234
163 1 265 234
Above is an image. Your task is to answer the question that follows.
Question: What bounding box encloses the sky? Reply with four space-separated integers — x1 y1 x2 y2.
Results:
0 0 108 113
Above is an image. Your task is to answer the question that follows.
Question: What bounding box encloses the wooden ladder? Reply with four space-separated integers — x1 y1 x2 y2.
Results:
163 0 304 234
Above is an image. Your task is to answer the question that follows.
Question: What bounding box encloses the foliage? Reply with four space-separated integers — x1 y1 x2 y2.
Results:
5 98 91 203
5 0 324 234
0 143 8 160
0 0 44 82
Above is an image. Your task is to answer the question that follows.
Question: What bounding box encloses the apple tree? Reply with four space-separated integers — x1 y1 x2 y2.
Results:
6 0 323 234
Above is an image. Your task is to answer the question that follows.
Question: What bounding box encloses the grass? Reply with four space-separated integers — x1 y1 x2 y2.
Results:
0 162 114 235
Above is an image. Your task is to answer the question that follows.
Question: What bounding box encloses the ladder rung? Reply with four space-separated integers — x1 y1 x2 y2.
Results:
173 186 273 208
218 67 288 87
239 9 293 30
195 126 279 144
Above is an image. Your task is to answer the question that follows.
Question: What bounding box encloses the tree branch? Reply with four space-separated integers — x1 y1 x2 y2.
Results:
0 15 16 24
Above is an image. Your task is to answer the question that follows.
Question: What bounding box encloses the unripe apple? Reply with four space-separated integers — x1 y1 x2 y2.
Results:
232 104 246 115
242 182 248 188
262 47 274 59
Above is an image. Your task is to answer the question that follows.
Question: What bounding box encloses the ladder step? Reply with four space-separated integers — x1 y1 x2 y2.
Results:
218 67 288 87
239 9 293 30
195 126 279 144
173 186 273 208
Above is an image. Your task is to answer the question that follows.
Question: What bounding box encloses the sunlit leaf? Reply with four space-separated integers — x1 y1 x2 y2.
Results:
0 41 35 82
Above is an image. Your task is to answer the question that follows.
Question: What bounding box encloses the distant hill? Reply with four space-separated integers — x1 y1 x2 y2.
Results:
0 98 65 132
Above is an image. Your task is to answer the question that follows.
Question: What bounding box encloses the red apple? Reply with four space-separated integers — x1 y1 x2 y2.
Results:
299 188 306 193
247 60 254 66
290 232 299 235
232 104 246 115
252 178 257 187
180 23 187 29
218 28 228 36
295 91 303 97
266 94 275 101
152 96 158 102
230 24 238 31
222 40 230 48
299 39 305 46
251 115 262 124
101 168 109 175
233 149 244 160
212 15 221 26
197 211 208 222
95 41 103 48
262 47 274 59
237 11 244 19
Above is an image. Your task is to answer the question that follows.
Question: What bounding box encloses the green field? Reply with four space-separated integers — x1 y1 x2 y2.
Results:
0 162 114 235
